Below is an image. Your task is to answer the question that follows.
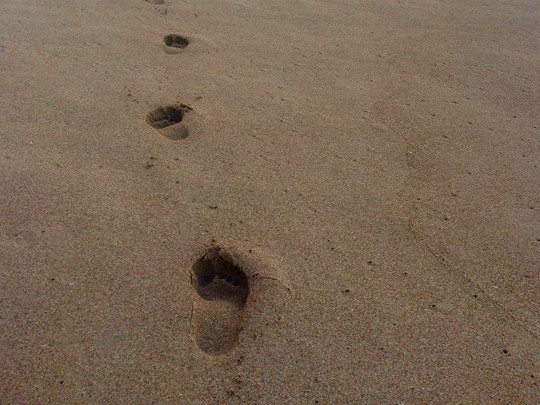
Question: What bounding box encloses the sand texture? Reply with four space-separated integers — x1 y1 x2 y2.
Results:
0 0 539 403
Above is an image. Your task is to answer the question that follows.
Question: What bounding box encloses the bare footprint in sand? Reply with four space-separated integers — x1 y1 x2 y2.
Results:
146 104 192 140
163 34 189 54
191 249 249 355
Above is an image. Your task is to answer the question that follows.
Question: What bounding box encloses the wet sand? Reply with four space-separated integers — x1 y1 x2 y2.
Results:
0 0 539 403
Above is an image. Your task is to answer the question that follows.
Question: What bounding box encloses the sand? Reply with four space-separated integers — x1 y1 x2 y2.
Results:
1 0 539 403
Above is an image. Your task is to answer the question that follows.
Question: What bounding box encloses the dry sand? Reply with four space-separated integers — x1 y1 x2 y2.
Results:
1 0 539 403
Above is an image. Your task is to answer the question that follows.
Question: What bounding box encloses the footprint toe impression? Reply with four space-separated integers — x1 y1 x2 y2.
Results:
191 249 249 355
146 104 192 140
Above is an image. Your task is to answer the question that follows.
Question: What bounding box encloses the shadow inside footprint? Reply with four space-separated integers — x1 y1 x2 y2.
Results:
191 249 249 355
163 35 189 53
146 104 192 140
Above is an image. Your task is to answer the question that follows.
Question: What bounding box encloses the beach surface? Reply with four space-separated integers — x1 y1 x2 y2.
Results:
1 0 539 403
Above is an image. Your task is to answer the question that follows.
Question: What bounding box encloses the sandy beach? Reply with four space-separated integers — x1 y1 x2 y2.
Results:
1 0 539 403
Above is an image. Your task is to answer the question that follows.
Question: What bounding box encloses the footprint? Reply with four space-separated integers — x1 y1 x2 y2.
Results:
191 248 249 355
145 0 164 4
146 104 192 140
163 35 189 54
